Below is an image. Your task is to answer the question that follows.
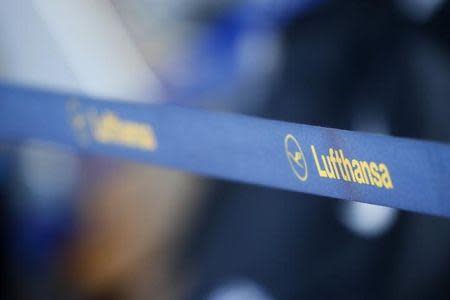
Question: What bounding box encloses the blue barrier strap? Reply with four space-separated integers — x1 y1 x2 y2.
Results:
1 84 449 218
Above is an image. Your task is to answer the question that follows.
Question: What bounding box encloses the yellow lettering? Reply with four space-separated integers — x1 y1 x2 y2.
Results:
379 163 394 189
311 145 327 177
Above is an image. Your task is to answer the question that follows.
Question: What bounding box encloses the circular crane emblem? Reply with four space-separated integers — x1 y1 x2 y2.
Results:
285 134 308 181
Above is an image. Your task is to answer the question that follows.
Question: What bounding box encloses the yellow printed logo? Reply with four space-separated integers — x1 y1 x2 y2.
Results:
92 111 157 151
311 146 393 189
67 100 157 151
285 134 308 181
285 134 394 189
67 100 91 146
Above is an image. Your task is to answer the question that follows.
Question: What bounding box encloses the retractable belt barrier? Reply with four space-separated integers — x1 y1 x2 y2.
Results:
1 84 449 218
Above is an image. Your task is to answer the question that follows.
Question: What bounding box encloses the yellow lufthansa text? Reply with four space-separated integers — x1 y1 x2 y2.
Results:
91 111 157 151
311 145 393 189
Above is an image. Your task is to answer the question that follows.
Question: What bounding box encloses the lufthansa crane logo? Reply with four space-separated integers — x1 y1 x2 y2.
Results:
67 100 91 146
285 134 308 181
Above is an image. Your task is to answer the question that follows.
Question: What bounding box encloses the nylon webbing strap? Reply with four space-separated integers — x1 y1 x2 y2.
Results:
1 84 449 218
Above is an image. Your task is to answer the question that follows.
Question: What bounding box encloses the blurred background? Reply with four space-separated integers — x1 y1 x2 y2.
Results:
1 0 450 299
